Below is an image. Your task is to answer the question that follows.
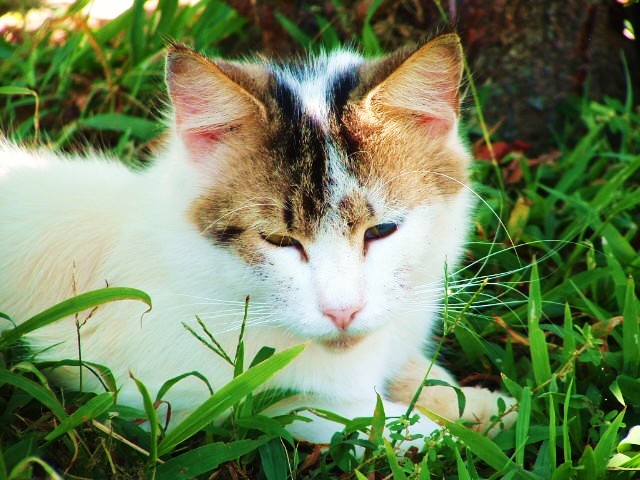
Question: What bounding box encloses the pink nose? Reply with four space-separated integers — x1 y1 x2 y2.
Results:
323 306 362 330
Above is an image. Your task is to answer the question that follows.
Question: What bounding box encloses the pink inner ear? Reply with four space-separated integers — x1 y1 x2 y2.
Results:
186 127 226 144
178 127 226 164
419 114 453 135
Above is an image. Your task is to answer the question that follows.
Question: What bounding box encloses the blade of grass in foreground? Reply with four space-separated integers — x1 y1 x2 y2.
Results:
7 456 62 480
593 409 626 478
155 436 271 480
0 86 40 140
515 387 532 466
0 370 67 420
131 374 159 465
419 407 542 480
384 439 408 480
44 392 115 443
622 276 639 377
528 259 552 386
0 287 152 349
157 343 305 456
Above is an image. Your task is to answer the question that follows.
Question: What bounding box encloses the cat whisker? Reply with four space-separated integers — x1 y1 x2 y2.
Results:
200 200 282 236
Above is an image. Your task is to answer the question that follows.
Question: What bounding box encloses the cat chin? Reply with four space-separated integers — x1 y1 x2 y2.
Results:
316 333 366 351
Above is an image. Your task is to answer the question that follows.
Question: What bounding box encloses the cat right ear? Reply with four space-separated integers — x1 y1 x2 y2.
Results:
165 45 267 155
363 34 464 135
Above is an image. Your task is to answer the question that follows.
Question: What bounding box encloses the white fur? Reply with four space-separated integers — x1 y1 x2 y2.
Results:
0 133 472 441
0 39 487 443
273 50 363 130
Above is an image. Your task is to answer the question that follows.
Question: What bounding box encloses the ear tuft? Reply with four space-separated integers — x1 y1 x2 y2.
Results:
366 34 464 133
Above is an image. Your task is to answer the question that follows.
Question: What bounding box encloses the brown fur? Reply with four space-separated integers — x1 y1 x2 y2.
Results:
179 34 468 263
389 356 517 434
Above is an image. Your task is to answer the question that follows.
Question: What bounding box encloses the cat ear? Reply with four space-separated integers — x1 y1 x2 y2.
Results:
365 34 464 134
165 45 267 150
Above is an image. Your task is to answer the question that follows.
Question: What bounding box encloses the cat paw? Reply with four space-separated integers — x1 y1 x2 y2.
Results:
458 387 517 436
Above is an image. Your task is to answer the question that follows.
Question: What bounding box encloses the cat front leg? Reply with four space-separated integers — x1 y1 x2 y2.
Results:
388 356 517 435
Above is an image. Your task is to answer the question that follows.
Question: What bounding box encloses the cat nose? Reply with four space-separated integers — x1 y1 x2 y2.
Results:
323 306 363 331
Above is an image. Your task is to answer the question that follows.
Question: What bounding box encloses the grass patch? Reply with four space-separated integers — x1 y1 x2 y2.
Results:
1 1 639 478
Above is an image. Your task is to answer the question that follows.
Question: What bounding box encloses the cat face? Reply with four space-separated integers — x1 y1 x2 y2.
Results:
166 35 471 348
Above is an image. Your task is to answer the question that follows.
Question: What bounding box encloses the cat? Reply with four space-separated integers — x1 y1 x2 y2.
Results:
0 33 515 444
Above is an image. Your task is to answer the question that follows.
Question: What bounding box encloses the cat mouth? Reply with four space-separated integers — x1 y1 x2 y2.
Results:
319 333 365 351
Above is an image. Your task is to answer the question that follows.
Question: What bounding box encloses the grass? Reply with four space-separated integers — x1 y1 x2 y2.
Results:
1 0 639 478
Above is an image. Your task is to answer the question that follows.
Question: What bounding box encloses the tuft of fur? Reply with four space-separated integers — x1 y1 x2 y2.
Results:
0 34 514 443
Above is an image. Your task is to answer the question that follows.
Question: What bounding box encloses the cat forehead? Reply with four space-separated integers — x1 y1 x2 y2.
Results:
268 50 365 129
262 51 375 236
184 39 469 245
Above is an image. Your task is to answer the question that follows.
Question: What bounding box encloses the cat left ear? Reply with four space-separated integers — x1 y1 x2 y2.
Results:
365 34 464 134
165 45 267 149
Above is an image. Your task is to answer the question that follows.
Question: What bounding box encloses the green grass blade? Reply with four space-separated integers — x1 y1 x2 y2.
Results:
0 86 40 139
528 260 552 386
420 407 540 479
424 379 466 418
7 456 62 480
369 392 386 446
0 443 6 480
154 0 179 38
155 437 270 480
562 378 574 464
0 87 36 95
528 258 542 329
234 415 294 445
259 438 289 480
548 390 557 474
529 321 552 387
602 233 633 308
157 343 305 455
515 387 532 466
384 439 408 480
420 454 430 480
622 276 639 377
579 445 598 480
233 296 250 378
617 375 640 406
65 0 92 15
79 114 160 141
354 470 368 480
569 280 609 322
453 444 472 480
502 374 524 401
0 287 151 349
130 373 159 465
129 0 146 65
362 0 383 55
249 346 276 368
562 303 576 364
315 15 341 50
593 409 625 477
155 371 213 402
36 359 117 397
44 392 114 443
274 11 312 49
0 370 67 420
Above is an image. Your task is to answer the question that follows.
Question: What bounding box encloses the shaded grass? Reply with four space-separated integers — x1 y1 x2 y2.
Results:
1 1 639 478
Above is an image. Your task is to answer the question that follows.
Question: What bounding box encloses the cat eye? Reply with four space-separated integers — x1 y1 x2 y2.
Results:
262 233 303 249
364 222 398 241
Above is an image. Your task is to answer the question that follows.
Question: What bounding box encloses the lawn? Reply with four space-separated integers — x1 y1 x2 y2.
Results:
0 1 639 478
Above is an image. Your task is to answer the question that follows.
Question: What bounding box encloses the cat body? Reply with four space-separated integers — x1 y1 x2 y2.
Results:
0 34 512 443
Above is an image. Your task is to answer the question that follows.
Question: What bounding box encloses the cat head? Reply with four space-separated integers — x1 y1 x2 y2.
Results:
165 34 472 349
